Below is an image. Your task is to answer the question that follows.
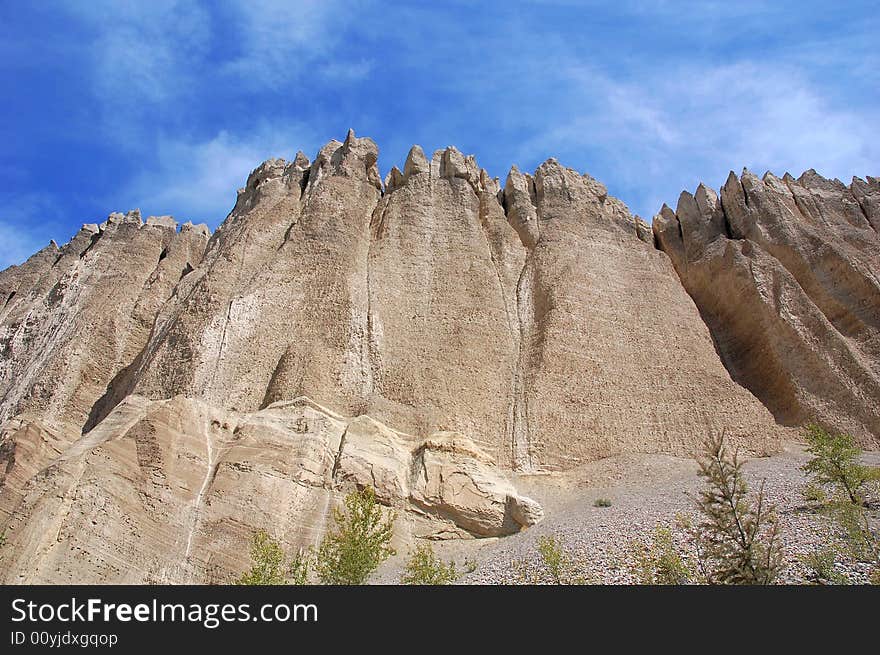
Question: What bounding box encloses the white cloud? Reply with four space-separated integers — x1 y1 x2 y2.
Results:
316 58 375 83
62 0 211 104
55 0 371 148
3 1 372 260
116 125 320 226
21 1 878 240
220 0 371 86
514 61 879 218
684 64 875 175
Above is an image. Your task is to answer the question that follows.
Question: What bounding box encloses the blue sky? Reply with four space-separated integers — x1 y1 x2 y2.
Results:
2 0 878 268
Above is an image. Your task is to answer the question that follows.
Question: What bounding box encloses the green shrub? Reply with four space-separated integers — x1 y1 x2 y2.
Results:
801 483 827 504
235 530 307 585
633 527 693 585
800 546 849 585
288 549 311 585
824 500 878 564
692 432 784 585
533 534 592 584
401 543 458 585
315 486 395 585
537 535 568 584
594 498 612 508
802 424 877 506
798 424 879 578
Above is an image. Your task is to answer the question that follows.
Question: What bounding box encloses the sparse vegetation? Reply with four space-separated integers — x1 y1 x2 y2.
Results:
802 424 878 506
800 424 879 581
401 543 458 585
231 425 880 586
800 546 849 585
537 535 569 584
315 486 396 585
236 486 395 586
288 548 311 585
235 530 308 585
801 483 827 504
514 534 591 584
691 432 784 584
825 500 878 564
632 527 693 584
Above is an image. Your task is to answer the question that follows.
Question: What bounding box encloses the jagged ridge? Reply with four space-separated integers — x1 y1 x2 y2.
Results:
37 131 779 473
3 129 878 585
653 169 880 445
1 210 209 435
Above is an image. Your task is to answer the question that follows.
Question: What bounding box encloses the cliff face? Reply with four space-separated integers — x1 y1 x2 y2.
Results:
499 159 785 468
654 171 880 446
82 132 785 469
1 395 541 583
0 212 209 435
0 130 876 583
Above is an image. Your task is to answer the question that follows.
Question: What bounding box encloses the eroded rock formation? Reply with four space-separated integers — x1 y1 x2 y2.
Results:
1 129 874 583
83 133 784 470
654 171 880 446
498 160 783 468
1 212 209 436
1 396 540 583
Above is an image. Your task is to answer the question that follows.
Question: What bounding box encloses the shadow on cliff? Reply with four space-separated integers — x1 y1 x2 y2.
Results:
81 348 146 434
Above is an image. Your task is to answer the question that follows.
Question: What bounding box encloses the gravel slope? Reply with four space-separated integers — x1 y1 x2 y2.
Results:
375 441 879 584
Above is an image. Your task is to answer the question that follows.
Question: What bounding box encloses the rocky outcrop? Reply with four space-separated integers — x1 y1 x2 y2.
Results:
352 145 523 463
0 212 209 438
0 395 541 583
81 134 785 473
94 133 381 427
654 171 880 446
6 130 875 584
499 159 785 468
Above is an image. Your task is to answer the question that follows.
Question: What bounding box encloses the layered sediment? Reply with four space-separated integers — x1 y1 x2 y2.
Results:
653 171 880 446
1 130 876 583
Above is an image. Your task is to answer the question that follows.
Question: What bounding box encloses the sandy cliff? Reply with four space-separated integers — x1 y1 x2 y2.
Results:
1 131 875 582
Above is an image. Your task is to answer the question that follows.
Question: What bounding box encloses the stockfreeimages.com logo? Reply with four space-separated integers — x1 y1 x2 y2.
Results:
11 597 318 631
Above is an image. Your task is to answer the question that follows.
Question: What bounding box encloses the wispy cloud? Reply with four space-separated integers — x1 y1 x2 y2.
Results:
317 59 375 83
0 192 65 268
61 0 211 105
220 0 371 86
2 1 876 263
49 0 372 153
116 124 319 226
514 61 879 218
359 3 878 218
60 0 371 111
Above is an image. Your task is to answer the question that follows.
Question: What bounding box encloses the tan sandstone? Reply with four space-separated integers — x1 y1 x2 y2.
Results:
4 131 874 584
654 170 880 447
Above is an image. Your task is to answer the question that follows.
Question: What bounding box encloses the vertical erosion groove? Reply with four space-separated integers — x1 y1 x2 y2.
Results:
478 195 516 339
509 257 534 472
475 194 522 467
209 299 234 391
496 179 539 472
331 425 349 482
362 200 386 402
183 417 218 582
